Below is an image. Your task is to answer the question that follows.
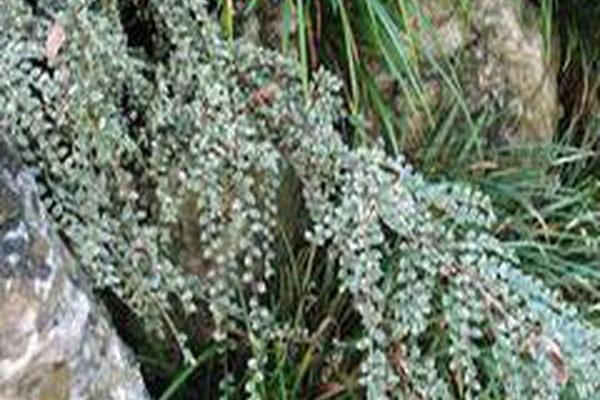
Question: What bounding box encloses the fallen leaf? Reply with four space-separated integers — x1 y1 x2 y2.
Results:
523 333 569 386
315 382 345 400
45 22 66 61
544 338 569 385
389 341 409 381
250 83 279 107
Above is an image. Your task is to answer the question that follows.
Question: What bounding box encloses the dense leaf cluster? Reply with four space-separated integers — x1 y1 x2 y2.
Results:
1 0 599 398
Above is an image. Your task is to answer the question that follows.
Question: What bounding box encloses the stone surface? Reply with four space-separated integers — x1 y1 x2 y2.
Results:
388 0 559 155
255 0 296 51
469 0 559 145
0 137 149 400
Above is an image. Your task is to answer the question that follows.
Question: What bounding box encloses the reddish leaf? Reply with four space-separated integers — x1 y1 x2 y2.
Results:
523 333 569 386
545 338 569 385
45 22 66 61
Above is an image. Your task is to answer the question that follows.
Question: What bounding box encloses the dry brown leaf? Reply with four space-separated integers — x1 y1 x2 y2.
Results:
45 22 66 61
544 338 569 386
250 83 279 107
523 333 569 386
389 341 409 381
315 382 345 400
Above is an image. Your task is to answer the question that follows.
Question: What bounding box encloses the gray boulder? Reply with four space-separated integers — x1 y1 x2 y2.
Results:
0 137 149 400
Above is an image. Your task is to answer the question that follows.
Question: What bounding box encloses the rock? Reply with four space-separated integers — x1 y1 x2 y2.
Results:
255 0 296 52
468 0 559 145
0 137 149 400
411 0 470 59
380 0 559 157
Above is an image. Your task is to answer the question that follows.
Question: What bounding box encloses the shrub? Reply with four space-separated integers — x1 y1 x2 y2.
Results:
1 0 600 398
